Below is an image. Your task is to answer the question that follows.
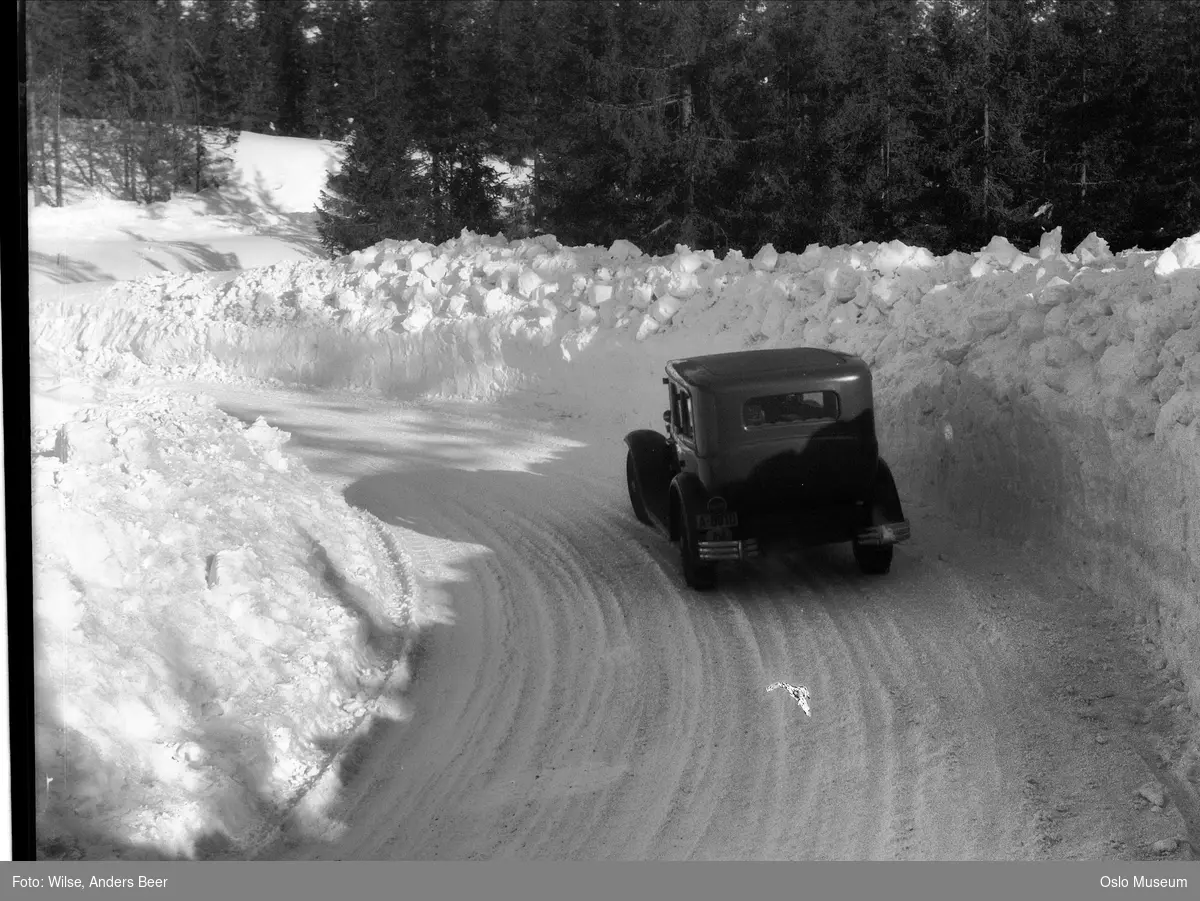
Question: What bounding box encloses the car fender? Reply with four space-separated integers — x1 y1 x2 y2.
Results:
669 471 709 542
624 428 669 459
870 457 906 523
625 429 674 530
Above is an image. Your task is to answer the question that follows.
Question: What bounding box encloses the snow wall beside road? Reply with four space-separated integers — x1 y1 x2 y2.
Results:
33 228 1200 699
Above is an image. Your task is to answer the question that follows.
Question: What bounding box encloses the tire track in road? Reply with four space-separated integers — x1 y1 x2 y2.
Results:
383 482 1015 861
817 596 907 860
781 563 901 860
717 583 806 859
465 499 631 858
354 471 678 859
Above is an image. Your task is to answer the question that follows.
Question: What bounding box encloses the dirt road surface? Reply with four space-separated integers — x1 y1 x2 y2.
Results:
200 385 1198 861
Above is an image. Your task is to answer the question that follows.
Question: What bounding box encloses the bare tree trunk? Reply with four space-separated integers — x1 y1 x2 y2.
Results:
532 91 542 233
42 109 51 190
530 150 541 237
428 26 442 234
53 69 63 207
1189 117 1195 225
1080 75 1089 205
883 29 893 212
983 97 991 225
984 0 993 228
429 151 440 232
683 80 695 245
194 90 203 192
27 27 45 207
1188 55 1195 224
33 77 51 201
125 123 136 202
883 111 891 208
86 122 96 188
30 78 42 206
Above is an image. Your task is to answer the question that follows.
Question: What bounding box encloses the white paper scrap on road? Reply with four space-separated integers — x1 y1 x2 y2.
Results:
768 682 812 716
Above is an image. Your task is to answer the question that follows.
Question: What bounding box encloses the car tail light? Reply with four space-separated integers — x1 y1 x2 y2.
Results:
707 497 728 514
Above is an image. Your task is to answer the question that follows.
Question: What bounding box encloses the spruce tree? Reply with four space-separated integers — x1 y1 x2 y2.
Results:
317 114 433 254
1116 0 1200 247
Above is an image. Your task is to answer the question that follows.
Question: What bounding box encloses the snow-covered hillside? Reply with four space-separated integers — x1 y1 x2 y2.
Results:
28 131 343 286
28 129 1200 860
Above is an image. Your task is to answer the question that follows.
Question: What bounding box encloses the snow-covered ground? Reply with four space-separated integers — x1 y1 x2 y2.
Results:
29 131 342 286
28 130 1200 859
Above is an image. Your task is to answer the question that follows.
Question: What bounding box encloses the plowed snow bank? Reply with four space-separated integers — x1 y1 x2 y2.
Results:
30 378 414 859
31 226 1200 840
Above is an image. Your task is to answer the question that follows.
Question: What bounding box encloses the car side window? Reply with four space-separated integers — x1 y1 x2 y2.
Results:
674 387 695 441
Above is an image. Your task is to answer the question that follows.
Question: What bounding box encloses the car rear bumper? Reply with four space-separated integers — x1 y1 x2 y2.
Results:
855 520 911 546
698 538 760 561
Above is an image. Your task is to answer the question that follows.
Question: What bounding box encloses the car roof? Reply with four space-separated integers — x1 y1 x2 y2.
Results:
666 347 867 389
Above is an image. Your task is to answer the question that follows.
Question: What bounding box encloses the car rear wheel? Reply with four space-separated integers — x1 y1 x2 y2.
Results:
680 514 718 591
853 505 894 575
626 451 653 526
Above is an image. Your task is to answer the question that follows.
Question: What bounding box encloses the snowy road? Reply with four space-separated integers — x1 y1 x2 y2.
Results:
195 384 1194 861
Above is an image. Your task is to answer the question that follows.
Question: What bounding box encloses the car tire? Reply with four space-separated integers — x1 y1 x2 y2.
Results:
626 451 653 526
853 505 893 575
680 516 718 591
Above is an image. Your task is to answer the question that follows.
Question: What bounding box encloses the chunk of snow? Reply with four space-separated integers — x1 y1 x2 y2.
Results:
1073 232 1112 265
402 300 435 332
827 267 861 302
979 235 1021 268
969 259 993 279
483 287 512 315
1038 227 1063 259
407 249 434 272
635 314 660 341
1037 277 1074 308
651 295 683 324
969 309 1012 341
1155 249 1181 278
518 269 544 297
588 283 614 306
752 244 779 271
1168 233 1200 269
609 239 642 261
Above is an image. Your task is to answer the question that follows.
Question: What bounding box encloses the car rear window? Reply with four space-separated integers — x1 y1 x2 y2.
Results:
743 391 840 427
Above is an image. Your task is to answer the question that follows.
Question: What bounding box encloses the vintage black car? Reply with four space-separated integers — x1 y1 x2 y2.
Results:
624 346 911 589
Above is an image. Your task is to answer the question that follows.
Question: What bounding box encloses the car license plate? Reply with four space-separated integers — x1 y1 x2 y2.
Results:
698 512 738 529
